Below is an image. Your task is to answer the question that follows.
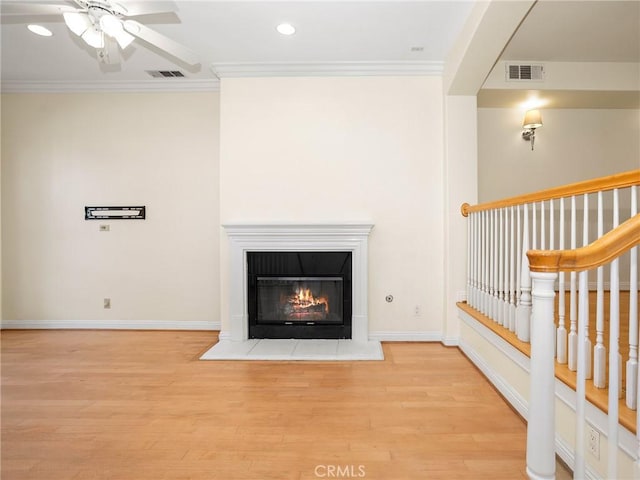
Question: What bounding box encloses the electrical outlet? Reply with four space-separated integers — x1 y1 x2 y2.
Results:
104 298 111 309
587 424 600 459
99 224 110 232
414 305 421 317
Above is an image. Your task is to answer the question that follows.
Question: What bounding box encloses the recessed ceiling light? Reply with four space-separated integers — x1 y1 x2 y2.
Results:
27 24 53 37
276 23 296 36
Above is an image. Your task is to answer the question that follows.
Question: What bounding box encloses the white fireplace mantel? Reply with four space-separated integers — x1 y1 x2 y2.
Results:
222 223 374 342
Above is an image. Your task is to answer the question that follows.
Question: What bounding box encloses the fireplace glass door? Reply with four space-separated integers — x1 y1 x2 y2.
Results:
256 277 343 324
247 251 352 339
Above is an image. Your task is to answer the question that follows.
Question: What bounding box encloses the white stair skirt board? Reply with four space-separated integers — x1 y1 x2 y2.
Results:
200 339 384 361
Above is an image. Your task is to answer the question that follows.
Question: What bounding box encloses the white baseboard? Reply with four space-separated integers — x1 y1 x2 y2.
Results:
368 331 443 342
459 335 529 419
441 336 460 346
0 319 221 331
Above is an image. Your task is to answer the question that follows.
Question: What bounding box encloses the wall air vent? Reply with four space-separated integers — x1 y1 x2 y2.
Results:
506 63 545 81
146 70 186 78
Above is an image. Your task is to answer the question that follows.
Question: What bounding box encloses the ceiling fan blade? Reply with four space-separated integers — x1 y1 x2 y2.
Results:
1 2 77 15
123 20 199 66
116 1 177 17
63 11 92 36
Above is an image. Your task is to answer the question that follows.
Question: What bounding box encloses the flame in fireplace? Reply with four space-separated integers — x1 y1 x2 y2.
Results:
290 287 329 313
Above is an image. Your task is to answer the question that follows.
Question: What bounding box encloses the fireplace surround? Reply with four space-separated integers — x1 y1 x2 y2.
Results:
221 223 373 343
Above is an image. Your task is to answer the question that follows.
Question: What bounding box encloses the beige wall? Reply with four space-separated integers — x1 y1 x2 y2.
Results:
4 89 635 335
219 76 446 336
443 95 478 343
1 92 220 324
478 108 640 203
0 94 2 321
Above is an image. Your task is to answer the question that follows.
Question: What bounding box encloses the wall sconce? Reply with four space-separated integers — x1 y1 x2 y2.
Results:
522 109 543 150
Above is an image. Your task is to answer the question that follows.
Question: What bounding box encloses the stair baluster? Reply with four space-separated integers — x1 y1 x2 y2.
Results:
557 197 567 365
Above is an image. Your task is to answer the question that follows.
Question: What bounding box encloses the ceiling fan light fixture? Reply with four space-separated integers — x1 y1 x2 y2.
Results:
63 12 91 36
27 25 53 37
113 30 135 49
99 13 134 49
99 14 122 37
82 26 104 49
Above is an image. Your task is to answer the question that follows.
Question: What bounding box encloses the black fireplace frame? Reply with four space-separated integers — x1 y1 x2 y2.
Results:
247 251 352 339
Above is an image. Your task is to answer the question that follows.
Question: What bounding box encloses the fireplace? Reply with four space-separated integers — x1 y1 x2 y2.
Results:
221 223 373 343
248 252 352 339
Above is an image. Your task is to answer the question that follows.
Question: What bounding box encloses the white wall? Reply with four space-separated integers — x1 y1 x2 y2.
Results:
478 108 640 202
219 76 445 337
0 93 3 322
1 92 220 326
443 95 478 344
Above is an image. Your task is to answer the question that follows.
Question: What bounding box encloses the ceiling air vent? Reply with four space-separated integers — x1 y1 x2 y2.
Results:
506 63 545 81
146 70 186 78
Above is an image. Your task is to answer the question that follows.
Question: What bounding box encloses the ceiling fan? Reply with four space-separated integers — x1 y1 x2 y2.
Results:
2 1 199 66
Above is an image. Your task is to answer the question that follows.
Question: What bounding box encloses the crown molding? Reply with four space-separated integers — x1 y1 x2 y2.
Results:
210 61 444 78
1 61 443 93
1 78 220 93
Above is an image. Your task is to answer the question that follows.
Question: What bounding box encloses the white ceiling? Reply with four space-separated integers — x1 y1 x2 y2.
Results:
501 0 639 63
0 0 476 88
1 1 638 96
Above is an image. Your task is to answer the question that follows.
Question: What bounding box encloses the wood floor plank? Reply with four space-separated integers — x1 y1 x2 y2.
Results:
2 330 544 479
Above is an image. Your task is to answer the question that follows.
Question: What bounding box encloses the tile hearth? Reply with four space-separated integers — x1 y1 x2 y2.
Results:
200 339 383 361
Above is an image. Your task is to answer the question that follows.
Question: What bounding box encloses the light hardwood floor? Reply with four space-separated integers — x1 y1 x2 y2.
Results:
2 330 556 480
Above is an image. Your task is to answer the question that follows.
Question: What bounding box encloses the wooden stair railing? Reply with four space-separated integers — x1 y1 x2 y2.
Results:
527 214 640 480
461 169 640 216
460 170 640 480
528 214 640 272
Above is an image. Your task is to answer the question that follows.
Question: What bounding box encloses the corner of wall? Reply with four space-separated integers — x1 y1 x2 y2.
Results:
1 92 4 322
443 95 479 344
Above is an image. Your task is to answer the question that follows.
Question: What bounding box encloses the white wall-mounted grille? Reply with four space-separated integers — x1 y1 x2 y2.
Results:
146 70 185 78
506 63 545 81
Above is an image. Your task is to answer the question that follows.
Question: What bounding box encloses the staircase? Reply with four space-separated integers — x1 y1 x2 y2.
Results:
458 170 640 479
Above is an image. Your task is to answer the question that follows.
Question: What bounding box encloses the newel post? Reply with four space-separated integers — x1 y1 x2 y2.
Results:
526 270 557 480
